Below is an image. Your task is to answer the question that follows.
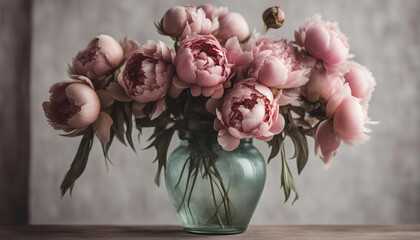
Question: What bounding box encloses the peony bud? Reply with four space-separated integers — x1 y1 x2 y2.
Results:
262 6 286 29
43 77 101 131
217 12 249 43
69 35 123 81
162 6 188 37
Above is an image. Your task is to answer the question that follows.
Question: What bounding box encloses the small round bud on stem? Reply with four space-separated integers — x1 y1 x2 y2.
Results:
262 6 286 30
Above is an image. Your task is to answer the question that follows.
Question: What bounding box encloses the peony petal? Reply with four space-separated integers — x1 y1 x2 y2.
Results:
96 89 115 109
93 112 113 143
333 96 367 145
213 118 224 131
107 82 132 102
269 111 285 135
218 129 240 151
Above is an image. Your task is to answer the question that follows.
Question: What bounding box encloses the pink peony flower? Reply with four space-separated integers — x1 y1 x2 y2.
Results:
199 4 228 19
43 76 100 131
173 34 234 98
117 40 176 119
177 6 219 39
302 67 344 103
217 12 249 43
333 96 368 145
69 34 124 81
246 35 310 91
295 14 349 67
214 79 285 151
344 61 376 112
315 120 341 165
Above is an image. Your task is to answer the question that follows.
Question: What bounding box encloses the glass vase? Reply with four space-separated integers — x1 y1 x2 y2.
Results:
165 131 266 234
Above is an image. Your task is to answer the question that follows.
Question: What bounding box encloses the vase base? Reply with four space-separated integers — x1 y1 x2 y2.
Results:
183 225 246 235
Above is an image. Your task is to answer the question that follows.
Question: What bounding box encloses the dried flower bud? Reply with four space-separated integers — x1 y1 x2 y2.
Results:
262 6 285 29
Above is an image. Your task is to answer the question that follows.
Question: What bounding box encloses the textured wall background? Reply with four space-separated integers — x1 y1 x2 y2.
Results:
30 0 420 224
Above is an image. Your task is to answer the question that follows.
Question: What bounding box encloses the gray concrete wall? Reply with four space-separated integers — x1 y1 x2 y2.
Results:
30 0 420 224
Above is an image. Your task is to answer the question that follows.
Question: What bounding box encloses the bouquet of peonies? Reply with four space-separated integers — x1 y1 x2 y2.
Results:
43 4 375 204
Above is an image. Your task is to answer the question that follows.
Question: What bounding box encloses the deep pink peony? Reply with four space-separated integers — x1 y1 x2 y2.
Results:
302 67 344 103
214 79 285 151
69 35 124 81
117 40 176 119
173 34 234 98
315 120 341 165
295 14 349 67
43 76 100 131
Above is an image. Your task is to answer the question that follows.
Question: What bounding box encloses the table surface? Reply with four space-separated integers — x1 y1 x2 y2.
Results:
1 225 420 240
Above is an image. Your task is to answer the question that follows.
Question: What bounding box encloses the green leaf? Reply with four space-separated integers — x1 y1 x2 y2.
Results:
112 102 126 145
287 125 309 174
101 129 115 169
124 102 136 152
148 128 174 186
60 128 94 196
267 133 284 163
280 143 299 204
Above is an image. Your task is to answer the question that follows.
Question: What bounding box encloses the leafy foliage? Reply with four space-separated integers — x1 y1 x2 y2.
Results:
60 128 94 196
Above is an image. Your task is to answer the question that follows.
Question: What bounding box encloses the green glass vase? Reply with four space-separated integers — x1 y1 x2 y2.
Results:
165 131 266 234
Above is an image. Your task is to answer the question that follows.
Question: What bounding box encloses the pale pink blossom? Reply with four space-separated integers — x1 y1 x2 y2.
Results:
180 7 219 39
173 34 234 98
333 96 368 145
117 40 176 119
295 14 349 67
325 83 351 117
69 35 124 81
43 76 100 131
217 12 249 43
344 61 376 112
315 120 341 165
246 35 310 91
214 79 285 151
199 4 228 19
302 67 344 103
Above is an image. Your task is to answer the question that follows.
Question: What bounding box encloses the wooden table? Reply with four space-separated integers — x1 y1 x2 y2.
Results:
1 225 420 240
